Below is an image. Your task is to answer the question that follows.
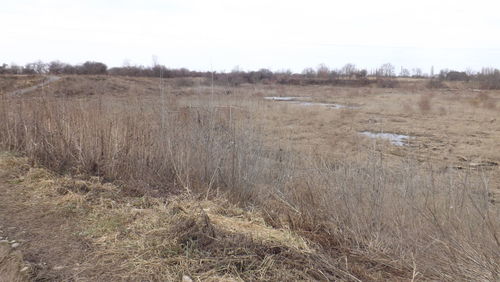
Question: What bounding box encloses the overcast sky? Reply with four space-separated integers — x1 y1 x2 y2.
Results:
1 0 500 73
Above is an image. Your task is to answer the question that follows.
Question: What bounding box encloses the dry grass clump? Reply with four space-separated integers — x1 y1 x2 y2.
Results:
0 242 29 282
475 92 497 109
376 78 399 88
79 195 352 281
0 154 357 281
418 93 433 113
1 89 499 280
459 91 498 112
426 79 447 89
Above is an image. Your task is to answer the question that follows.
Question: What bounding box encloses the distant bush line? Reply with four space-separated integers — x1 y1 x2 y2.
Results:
2 61 500 89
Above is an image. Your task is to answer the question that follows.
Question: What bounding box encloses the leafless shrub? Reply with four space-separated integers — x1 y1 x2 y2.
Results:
468 92 497 109
78 61 108 75
475 68 500 89
440 70 469 81
376 78 399 88
427 78 447 89
478 92 496 109
418 93 433 112
173 77 195 88
438 106 447 115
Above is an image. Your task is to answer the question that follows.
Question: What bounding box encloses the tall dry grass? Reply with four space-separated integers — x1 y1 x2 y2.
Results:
0 93 498 280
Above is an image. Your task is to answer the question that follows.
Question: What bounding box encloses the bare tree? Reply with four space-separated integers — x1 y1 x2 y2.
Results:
25 60 48 74
356 69 368 78
377 63 395 77
78 61 108 75
24 63 37 74
341 63 357 78
10 63 22 74
302 68 316 78
465 68 475 76
0 64 7 74
49 61 64 74
399 67 410 77
412 68 423 78
316 64 330 78
34 60 47 74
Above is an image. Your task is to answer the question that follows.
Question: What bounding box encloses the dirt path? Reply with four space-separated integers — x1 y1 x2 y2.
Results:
0 164 91 281
6 76 61 97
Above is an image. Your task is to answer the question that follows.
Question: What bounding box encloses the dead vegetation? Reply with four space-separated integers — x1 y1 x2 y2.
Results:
1 153 387 281
0 75 45 96
0 242 28 282
417 93 433 113
0 75 499 280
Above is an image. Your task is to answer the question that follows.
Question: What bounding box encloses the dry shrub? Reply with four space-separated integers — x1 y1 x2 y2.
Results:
347 87 368 97
468 92 497 109
427 79 447 89
469 97 480 107
418 93 433 113
478 92 496 109
402 102 414 114
0 96 270 199
173 77 196 88
376 78 399 88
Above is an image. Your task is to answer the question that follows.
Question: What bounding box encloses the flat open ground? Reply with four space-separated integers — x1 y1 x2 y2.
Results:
255 84 500 196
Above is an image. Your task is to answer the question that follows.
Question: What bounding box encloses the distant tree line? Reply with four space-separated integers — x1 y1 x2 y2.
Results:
0 60 207 78
108 64 208 78
0 61 108 75
216 63 396 87
2 61 500 89
435 68 500 89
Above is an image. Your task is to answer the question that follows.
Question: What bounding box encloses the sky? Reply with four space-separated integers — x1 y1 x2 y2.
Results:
1 0 500 73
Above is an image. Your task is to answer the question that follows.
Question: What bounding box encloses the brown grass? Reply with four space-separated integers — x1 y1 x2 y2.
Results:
417 93 433 113
477 92 497 109
0 75 45 96
0 153 377 281
0 242 28 282
0 76 499 280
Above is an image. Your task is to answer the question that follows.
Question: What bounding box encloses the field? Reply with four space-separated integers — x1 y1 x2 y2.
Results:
0 75 46 96
0 75 499 281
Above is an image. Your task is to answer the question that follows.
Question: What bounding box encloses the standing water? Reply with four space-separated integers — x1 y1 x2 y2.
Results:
264 97 359 109
360 131 411 146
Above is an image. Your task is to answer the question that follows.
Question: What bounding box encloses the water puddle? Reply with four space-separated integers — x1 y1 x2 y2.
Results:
264 97 358 109
295 102 359 109
264 96 305 101
360 131 411 146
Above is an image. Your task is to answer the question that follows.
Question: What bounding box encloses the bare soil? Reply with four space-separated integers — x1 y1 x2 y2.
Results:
0 167 92 281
